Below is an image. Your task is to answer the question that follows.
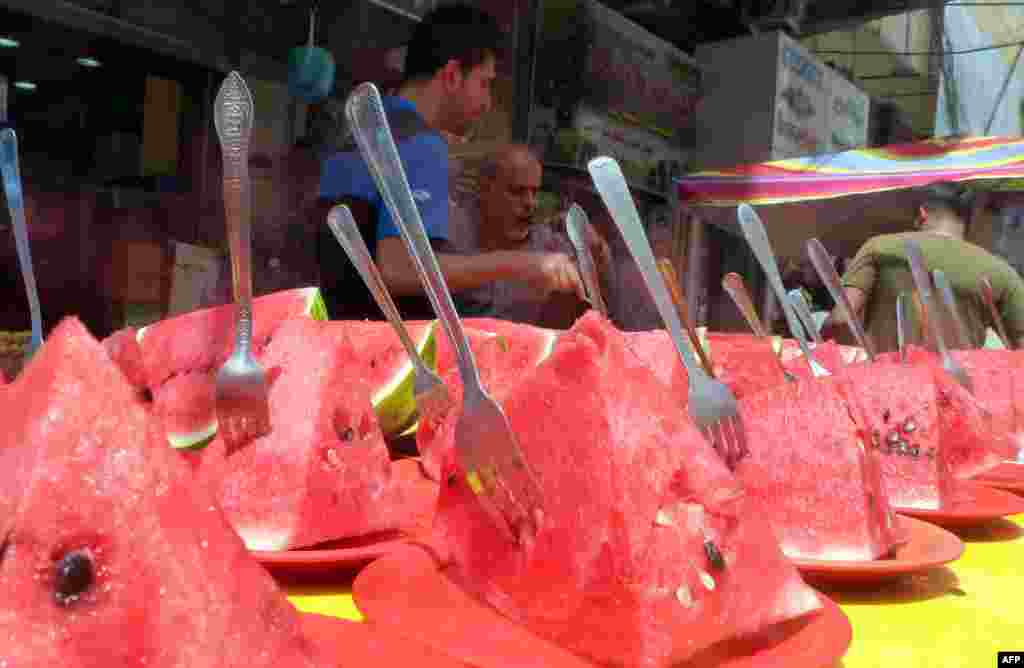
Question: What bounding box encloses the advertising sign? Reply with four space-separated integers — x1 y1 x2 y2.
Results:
772 35 828 159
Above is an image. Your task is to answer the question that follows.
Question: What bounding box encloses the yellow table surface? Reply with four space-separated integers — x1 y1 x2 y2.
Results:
285 512 1024 667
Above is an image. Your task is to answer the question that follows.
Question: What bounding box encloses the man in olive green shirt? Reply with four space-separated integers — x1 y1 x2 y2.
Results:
822 182 1024 353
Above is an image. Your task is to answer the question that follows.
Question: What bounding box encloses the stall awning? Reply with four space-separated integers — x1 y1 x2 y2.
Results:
673 136 1024 260
676 136 1024 207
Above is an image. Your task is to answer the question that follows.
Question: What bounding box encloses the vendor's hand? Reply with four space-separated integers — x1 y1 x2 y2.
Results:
526 252 587 303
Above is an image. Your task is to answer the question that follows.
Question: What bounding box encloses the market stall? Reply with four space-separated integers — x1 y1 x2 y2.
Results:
675 135 1024 329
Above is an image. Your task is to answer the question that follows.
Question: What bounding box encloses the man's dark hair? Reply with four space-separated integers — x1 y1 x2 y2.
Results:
403 4 504 83
921 181 975 221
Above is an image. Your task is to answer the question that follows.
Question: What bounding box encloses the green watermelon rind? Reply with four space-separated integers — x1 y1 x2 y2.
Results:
372 321 439 437
168 423 219 451
144 287 329 450
135 287 329 345
984 327 1006 350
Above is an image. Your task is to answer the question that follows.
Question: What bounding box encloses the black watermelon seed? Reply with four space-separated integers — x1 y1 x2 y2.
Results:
704 540 725 571
55 550 94 606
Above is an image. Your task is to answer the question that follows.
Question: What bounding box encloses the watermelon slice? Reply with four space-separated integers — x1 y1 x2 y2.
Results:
624 329 785 402
133 288 327 449
322 320 439 437
433 312 821 668
932 369 1004 481
152 371 219 450
415 324 557 481
876 347 1017 477
195 318 407 551
438 318 560 380
838 361 955 511
735 377 903 560
948 349 1019 475
101 326 148 391
0 318 331 667
622 330 691 401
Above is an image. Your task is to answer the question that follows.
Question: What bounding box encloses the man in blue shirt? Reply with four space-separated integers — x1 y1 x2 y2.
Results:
318 3 584 318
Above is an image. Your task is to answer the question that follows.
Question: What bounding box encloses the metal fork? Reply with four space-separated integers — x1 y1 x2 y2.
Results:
564 204 608 317
737 204 830 378
326 204 451 422
0 129 42 361
806 237 876 362
787 289 824 345
588 156 748 469
932 269 973 350
904 240 973 393
344 82 543 542
721 272 797 383
658 258 715 378
213 72 271 449
897 292 909 364
979 276 1013 350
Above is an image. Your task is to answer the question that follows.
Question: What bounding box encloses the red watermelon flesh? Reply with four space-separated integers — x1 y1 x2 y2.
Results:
152 371 219 450
948 349 1018 473
0 318 331 667
624 330 785 404
322 319 437 435
838 362 954 511
622 329 690 398
434 311 822 668
416 332 529 481
200 318 404 551
932 370 1003 481
436 318 560 382
702 338 788 399
137 287 324 389
876 347 1017 476
101 326 148 391
735 377 903 560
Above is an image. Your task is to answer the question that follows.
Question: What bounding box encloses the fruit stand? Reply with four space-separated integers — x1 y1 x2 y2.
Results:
675 135 1024 330
6 61 1024 667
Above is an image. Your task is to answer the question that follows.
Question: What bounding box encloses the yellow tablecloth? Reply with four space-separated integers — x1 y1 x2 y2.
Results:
285 513 1024 667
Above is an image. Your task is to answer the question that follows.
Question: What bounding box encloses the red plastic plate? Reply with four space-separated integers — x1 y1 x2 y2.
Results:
301 612 470 667
896 482 1024 528
352 543 852 668
253 459 438 574
792 516 964 584
972 461 1024 495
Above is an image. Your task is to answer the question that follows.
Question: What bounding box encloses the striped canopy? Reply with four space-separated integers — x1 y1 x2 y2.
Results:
676 136 1024 207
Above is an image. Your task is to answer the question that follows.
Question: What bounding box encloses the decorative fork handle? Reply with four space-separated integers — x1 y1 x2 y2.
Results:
565 204 608 317
933 269 972 349
587 156 708 384
904 240 952 360
737 204 823 372
0 129 42 355
345 82 483 395
214 72 255 352
326 204 427 369
722 272 770 338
